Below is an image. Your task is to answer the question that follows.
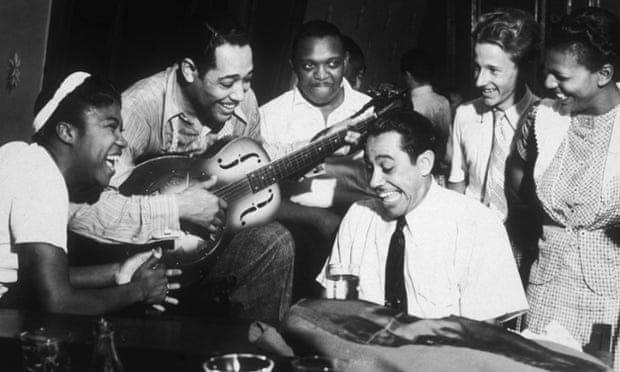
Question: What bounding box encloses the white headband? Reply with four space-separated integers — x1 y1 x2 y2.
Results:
33 71 91 133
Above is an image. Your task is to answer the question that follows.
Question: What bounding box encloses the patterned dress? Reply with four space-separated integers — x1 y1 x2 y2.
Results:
517 100 620 370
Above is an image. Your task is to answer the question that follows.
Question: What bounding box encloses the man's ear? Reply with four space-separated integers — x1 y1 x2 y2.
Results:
56 121 77 145
416 150 435 176
180 58 198 84
344 51 350 69
598 63 614 87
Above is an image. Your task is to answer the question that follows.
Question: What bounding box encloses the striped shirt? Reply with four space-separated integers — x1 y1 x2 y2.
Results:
68 65 262 244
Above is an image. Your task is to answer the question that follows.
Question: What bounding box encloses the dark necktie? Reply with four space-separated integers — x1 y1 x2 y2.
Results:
385 216 408 312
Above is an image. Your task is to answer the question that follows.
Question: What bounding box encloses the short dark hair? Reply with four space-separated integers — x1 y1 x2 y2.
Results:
474 8 541 68
366 108 438 163
32 74 121 144
342 35 365 68
342 35 366 85
291 20 343 62
400 48 433 83
181 17 250 76
547 7 620 79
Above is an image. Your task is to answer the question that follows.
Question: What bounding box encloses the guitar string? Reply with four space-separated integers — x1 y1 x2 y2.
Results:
212 133 347 201
210 118 374 202
194 96 394 201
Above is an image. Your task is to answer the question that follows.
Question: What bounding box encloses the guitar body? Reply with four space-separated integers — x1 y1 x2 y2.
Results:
116 89 405 275
195 137 281 231
119 137 280 269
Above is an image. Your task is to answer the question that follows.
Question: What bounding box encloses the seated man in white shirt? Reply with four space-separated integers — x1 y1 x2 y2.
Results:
260 20 372 298
318 108 528 322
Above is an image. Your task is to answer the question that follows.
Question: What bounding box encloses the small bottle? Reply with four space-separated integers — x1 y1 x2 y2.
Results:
88 318 126 372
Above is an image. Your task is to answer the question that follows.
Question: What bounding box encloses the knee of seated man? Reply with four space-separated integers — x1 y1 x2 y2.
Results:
236 222 295 260
263 222 295 260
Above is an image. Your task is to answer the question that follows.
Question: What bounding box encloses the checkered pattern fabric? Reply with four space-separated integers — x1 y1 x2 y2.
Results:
483 109 510 218
525 105 620 371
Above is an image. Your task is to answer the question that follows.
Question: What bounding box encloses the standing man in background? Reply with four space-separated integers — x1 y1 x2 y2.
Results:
260 20 372 298
400 47 452 182
342 34 366 91
448 8 540 270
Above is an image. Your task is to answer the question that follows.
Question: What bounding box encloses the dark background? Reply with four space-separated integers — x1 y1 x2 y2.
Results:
1 0 620 145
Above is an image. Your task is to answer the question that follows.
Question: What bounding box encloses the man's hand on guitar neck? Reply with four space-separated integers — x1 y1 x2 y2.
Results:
176 175 228 233
311 120 362 157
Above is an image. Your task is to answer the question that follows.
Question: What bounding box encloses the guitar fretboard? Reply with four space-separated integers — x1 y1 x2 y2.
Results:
213 111 376 202
247 111 375 192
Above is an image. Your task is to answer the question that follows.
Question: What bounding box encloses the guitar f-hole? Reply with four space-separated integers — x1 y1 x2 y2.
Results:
217 152 261 170
239 189 275 226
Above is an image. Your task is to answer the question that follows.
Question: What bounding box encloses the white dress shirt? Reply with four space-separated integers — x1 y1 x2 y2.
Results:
318 181 529 321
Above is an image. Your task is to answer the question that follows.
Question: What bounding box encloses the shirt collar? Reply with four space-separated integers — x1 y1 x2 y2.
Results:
410 85 433 96
401 178 439 229
484 86 537 130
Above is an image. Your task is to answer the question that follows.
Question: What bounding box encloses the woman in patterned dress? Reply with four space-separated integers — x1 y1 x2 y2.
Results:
507 7 620 370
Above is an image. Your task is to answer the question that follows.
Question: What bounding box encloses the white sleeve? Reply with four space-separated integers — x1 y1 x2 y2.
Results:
11 165 67 251
448 105 467 183
459 209 529 321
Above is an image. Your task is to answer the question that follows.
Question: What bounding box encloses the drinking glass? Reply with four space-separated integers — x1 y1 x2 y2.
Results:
203 353 274 372
20 327 71 372
324 263 360 300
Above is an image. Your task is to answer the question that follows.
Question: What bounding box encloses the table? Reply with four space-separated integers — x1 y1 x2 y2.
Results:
0 309 291 371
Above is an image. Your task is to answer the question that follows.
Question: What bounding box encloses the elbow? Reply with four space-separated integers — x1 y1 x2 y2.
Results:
38 291 70 314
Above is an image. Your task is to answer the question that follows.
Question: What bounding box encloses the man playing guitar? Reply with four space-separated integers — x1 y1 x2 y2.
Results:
68 18 294 325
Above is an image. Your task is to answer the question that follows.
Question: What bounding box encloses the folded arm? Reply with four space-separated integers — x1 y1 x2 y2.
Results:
18 242 168 314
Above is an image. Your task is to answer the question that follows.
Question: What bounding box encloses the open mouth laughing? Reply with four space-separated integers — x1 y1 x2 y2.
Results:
105 154 120 173
218 101 238 114
377 189 402 205
554 90 569 102
480 87 497 98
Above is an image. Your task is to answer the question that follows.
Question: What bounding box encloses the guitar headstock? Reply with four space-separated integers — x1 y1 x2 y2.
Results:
354 84 409 118
366 83 404 100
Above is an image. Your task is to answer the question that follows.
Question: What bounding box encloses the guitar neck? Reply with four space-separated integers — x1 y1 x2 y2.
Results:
246 111 376 193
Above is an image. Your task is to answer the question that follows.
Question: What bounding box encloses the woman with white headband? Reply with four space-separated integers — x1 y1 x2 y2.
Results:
0 72 180 314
